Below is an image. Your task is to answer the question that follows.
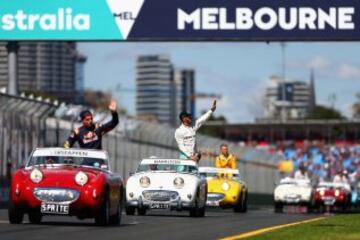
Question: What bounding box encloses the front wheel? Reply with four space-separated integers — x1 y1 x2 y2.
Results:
274 202 283 213
28 210 42 224
95 195 110 226
138 207 147 216
109 195 122 225
8 201 24 224
189 189 205 218
126 206 135 215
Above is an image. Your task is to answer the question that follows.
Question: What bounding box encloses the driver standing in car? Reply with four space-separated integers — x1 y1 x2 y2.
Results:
64 100 119 150
175 100 217 162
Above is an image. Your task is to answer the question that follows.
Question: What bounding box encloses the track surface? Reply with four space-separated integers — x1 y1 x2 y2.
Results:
0 208 320 240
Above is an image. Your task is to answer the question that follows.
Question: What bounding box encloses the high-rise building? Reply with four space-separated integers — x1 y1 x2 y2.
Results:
265 73 316 120
174 69 195 125
136 55 196 126
136 55 175 125
0 41 85 103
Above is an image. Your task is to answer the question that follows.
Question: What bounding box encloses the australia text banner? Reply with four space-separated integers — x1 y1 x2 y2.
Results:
0 0 359 41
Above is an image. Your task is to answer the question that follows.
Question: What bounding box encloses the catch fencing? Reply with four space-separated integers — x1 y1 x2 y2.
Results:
0 93 281 198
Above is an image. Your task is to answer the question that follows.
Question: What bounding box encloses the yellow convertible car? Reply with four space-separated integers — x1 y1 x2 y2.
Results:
199 167 248 212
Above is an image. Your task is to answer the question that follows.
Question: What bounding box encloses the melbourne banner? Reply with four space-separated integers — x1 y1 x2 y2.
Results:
0 0 359 41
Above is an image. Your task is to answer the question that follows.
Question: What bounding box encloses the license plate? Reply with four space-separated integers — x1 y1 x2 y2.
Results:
324 200 335 205
207 200 219 206
41 202 69 214
149 203 169 209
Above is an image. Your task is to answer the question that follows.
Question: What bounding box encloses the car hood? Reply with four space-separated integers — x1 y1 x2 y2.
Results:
206 178 241 193
275 184 312 196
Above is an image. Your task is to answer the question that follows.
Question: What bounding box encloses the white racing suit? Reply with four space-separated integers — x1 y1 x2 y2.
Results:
174 110 213 159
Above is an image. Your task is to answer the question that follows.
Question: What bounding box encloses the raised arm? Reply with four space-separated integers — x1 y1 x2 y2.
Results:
98 100 119 135
194 100 217 131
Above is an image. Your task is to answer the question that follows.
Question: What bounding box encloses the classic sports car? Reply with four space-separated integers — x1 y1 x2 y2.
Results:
9 148 123 225
273 177 313 213
199 167 247 212
126 158 207 217
314 181 352 212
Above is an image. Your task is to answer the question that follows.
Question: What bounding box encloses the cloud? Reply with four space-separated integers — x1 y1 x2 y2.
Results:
308 56 332 70
289 56 360 80
337 64 360 79
288 56 332 70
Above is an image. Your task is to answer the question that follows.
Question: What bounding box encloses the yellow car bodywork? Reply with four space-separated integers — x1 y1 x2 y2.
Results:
200 167 248 212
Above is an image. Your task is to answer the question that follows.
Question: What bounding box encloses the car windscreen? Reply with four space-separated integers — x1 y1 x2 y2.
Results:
28 156 109 170
137 164 198 174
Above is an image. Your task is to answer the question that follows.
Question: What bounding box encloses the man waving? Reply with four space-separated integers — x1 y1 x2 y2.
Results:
175 100 217 162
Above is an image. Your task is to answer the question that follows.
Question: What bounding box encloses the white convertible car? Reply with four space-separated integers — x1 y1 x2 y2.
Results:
273 177 313 212
126 158 207 217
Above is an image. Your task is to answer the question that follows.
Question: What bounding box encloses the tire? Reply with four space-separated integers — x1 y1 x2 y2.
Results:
274 202 283 213
95 193 110 226
241 192 248 213
126 206 135 215
8 201 24 224
138 207 147 216
28 210 42 224
109 191 122 225
233 193 243 213
189 189 205 218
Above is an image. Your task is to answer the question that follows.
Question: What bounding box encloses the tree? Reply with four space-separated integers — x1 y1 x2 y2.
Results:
198 113 227 138
353 93 360 119
307 105 345 120
84 89 112 110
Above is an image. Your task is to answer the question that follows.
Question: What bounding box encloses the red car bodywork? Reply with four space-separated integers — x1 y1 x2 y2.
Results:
314 185 351 212
9 164 123 225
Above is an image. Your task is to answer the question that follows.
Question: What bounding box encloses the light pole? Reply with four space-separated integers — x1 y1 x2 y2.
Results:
6 41 19 95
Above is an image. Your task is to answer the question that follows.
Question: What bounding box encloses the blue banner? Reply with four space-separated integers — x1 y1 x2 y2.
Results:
0 0 359 41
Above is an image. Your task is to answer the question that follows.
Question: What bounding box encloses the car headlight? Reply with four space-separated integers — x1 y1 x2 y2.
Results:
140 176 150 188
221 182 230 191
319 189 325 196
30 168 43 183
335 189 340 197
174 177 184 189
75 171 88 186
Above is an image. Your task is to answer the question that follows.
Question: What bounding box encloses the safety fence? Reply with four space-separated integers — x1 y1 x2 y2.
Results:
0 93 281 201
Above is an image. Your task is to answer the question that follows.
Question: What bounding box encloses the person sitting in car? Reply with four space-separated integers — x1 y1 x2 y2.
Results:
294 164 309 180
215 144 237 169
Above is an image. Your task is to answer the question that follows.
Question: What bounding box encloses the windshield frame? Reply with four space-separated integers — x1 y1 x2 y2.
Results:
26 148 111 171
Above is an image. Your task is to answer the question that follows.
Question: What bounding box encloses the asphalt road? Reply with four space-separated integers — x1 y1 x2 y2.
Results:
0 208 320 240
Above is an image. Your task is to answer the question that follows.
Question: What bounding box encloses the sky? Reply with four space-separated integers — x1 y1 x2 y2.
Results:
78 42 360 123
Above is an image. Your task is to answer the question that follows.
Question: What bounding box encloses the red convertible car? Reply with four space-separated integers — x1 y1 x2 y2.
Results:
314 182 351 212
8 148 124 225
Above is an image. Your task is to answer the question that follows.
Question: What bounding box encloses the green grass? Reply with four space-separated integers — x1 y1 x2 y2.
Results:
248 214 360 240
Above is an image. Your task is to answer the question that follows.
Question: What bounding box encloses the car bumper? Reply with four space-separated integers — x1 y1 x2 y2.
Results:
206 192 239 207
127 197 195 210
11 186 104 216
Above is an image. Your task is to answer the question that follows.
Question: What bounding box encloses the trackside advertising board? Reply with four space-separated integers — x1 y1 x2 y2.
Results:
0 0 359 41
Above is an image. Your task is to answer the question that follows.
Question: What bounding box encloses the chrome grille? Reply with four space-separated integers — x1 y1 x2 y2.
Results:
207 193 225 201
33 188 80 204
142 190 178 202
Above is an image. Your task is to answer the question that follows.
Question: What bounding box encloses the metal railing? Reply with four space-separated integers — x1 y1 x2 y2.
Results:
0 93 281 195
